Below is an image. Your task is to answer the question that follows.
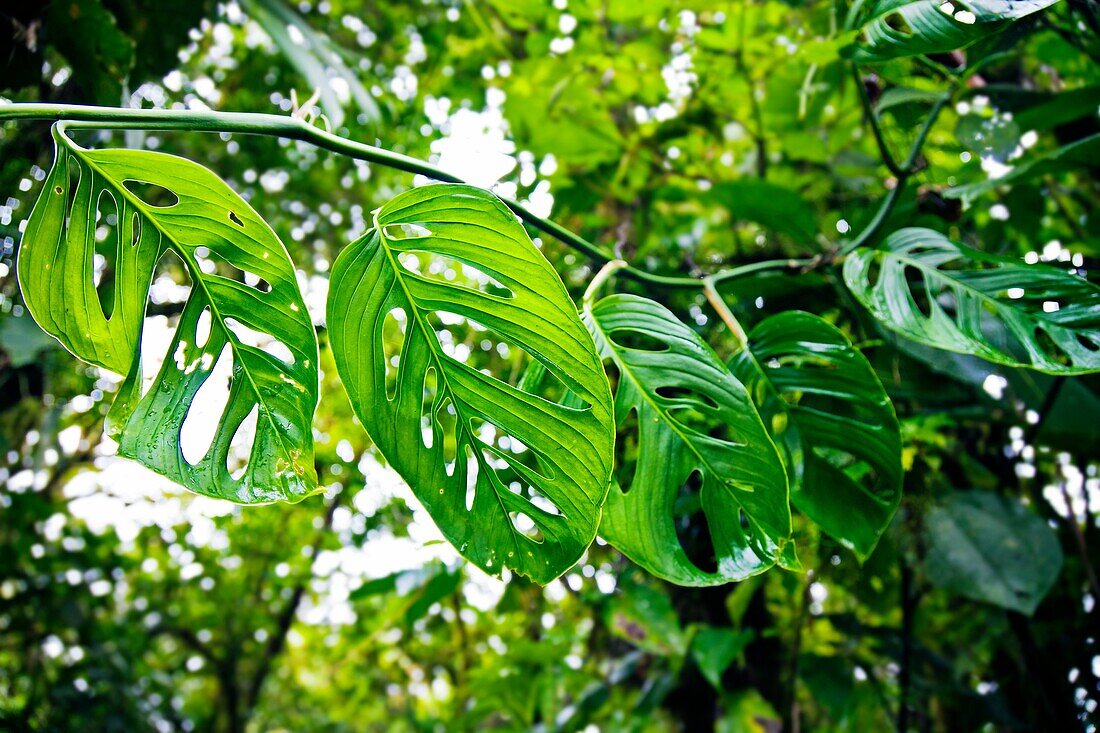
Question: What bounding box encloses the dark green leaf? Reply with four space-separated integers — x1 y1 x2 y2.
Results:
327 184 614 584
709 180 818 244
586 294 794 587
691 626 753 690
844 228 1100 374
945 132 1100 204
18 124 319 503
924 491 1063 614
731 312 902 559
847 0 1061 62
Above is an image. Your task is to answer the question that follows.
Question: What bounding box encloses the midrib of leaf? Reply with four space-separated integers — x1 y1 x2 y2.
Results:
586 305 743 485
372 212 526 556
65 135 299 468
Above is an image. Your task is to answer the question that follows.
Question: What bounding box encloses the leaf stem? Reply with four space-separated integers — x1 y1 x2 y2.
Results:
1 103 706 288
853 67 903 178
840 88 952 255
703 277 748 349
582 259 628 306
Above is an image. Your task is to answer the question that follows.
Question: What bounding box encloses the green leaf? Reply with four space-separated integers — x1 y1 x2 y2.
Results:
0 314 58 369
18 124 319 503
326 184 614 584
730 312 902 560
847 0 1061 62
709 180 819 244
46 0 135 104
945 132 1100 204
691 626 753 690
585 294 794 587
607 582 687 657
924 491 1062 615
844 228 1100 375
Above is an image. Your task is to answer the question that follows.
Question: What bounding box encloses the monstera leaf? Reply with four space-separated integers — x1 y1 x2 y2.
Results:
585 294 794 587
327 184 614 584
844 228 1100 375
847 0 1061 62
18 124 319 503
730 312 902 560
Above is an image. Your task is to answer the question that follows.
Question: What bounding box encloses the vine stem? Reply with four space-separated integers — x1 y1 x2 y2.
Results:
582 259 629 305
0 103 713 288
702 277 747 349
840 84 953 255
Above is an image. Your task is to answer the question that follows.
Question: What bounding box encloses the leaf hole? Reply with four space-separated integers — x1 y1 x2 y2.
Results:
227 405 259 481
228 210 244 227
464 442 479 511
510 511 545 543
607 328 670 353
614 405 640 494
194 307 212 349
1032 327 1071 367
225 317 295 366
398 250 514 299
655 385 719 411
421 367 437 449
181 345 233 466
93 189 120 320
123 179 180 208
382 307 407 401
193 246 271 293
674 470 718 574
383 222 432 240
436 397 458 472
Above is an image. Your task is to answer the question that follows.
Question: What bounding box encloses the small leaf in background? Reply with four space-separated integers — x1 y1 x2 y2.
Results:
846 0 1061 62
0 313 58 368
586 294 794 587
691 626 754 690
18 124 320 503
844 227 1100 375
708 180 819 245
327 184 614 584
945 132 1100 204
349 563 462 630
606 582 687 657
731 312 902 560
924 491 1063 615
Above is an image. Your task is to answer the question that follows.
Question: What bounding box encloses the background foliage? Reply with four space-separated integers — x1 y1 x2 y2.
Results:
1 0 1098 731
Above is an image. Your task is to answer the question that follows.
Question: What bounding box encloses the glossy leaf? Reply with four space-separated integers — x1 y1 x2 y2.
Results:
924 491 1062 615
586 294 794 587
844 228 1100 374
731 312 902 559
18 124 319 503
327 184 614 584
847 0 1061 62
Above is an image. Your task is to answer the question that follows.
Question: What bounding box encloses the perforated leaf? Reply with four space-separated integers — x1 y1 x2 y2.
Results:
326 184 614 584
844 228 1100 374
18 124 319 503
848 0 1061 62
730 312 902 560
585 294 794 587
